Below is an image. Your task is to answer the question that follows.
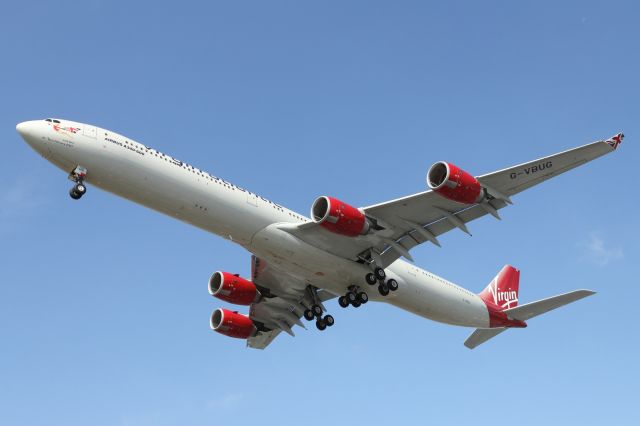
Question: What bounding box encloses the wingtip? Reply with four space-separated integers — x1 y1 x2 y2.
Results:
605 132 624 150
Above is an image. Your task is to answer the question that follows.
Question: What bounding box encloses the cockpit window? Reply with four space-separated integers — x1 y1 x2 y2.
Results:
52 119 61 124
45 119 52 122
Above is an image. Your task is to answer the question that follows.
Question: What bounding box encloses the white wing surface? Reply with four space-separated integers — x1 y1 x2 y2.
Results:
284 134 623 267
247 256 336 349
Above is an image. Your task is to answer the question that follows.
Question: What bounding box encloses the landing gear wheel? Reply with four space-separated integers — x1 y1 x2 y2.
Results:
74 183 86 195
316 319 327 331
346 292 357 304
323 315 335 327
311 304 323 317
69 189 82 200
365 273 377 285
374 267 386 281
303 309 315 321
387 279 399 292
352 301 361 308
357 292 368 304
378 283 390 296
338 296 349 308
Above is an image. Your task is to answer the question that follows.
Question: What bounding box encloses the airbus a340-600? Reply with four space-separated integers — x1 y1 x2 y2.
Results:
16 119 624 349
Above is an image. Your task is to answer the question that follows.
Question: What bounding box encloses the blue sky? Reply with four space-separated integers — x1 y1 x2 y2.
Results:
1 1 639 425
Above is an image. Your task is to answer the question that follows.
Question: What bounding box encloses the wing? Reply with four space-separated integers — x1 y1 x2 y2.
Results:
284 134 623 267
246 256 336 349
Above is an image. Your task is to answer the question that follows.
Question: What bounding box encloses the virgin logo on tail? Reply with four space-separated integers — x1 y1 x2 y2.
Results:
479 265 520 310
485 278 518 308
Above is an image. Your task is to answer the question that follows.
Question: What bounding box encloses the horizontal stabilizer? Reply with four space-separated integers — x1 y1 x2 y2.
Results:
464 327 507 349
504 290 596 321
465 289 596 349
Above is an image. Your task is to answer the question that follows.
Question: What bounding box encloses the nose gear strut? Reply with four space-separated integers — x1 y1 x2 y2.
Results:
68 166 88 200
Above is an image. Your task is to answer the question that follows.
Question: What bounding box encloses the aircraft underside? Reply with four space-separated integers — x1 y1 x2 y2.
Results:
16 118 620 349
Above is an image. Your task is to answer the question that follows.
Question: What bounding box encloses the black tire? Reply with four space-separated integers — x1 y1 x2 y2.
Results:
303 309 315 321
338 296 349 308
358 292 368 304
69 189 81 200
346 292 357 304
352 301 361 308
374 267 386 280
312 304 323 317
387 279 399 292
316 319 327 331
324 315 335 327
74 183 86 195
378 283 389 296
365 273 377 285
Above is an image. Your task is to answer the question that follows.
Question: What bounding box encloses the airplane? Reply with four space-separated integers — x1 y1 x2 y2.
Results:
16 118 624 349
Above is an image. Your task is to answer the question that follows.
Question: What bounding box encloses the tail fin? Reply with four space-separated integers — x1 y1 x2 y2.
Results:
479 265 520 310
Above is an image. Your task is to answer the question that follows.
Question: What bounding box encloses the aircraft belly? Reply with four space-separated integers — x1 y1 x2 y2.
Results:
387 262 490 328
68 138 275 245
249 224 370 296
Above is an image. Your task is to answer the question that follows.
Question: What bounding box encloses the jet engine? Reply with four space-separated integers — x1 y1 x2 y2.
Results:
427 161 485 204
208 271 259 305
210 308 256 339
311 196 370 237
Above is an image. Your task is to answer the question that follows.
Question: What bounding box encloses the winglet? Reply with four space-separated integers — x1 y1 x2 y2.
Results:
605 132 624 150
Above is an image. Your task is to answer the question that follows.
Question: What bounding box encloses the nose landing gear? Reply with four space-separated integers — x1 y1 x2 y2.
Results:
68 166 88 200
69 183 86 200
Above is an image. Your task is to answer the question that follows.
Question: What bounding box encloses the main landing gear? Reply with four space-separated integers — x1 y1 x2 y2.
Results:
68 166 88 200
338 285 369 308
302 293 334 331
365 267 399 297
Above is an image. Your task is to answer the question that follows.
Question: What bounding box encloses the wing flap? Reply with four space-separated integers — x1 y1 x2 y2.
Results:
247 329 282 349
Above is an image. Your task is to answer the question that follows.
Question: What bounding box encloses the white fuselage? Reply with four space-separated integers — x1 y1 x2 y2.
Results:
18 119 491 329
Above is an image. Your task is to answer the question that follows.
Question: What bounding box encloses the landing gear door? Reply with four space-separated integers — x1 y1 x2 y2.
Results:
83 125 97 139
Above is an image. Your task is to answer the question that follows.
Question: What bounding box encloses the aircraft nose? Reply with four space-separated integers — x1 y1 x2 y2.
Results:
16 121 30 138
16 120 45 152
16 121 39 141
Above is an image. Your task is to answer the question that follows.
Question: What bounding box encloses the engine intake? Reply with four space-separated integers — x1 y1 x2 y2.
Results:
427 161 484 204
208 271 259 305
311 196 370 237
210 308 256 339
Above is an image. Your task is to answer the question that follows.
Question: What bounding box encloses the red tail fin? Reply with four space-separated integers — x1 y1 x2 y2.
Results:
479 265 520 310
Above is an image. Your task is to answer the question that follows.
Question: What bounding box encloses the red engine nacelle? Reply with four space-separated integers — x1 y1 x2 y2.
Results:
427 161 484 204
208 271 259 305
210 308 256 339
311 196 370 237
